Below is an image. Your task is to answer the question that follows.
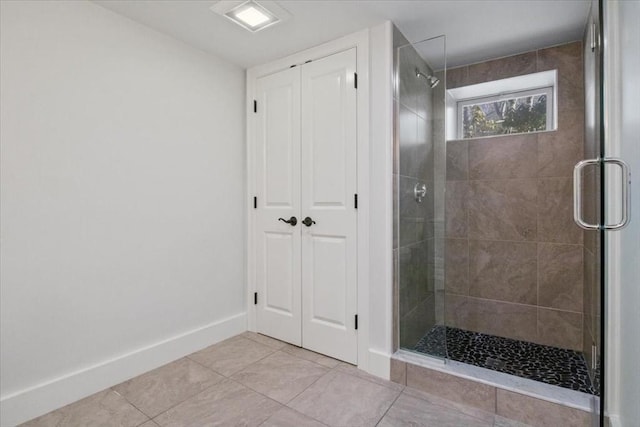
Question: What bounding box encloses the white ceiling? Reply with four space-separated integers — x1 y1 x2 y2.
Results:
93 0 592 69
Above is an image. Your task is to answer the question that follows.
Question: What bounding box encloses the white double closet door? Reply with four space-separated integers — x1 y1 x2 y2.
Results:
253 48 358 364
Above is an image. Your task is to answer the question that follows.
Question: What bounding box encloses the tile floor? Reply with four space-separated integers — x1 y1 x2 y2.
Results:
21 332 530 427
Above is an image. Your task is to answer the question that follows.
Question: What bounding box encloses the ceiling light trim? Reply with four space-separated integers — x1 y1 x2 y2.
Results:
210 0 291 33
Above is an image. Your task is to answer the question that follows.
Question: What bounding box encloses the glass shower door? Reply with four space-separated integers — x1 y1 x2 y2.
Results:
395 35 446 358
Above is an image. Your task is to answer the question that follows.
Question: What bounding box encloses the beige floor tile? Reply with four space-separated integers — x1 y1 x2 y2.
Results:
280 344 341 368
231 351 328 403
493 415 533 427
20 390 148 427
260 407 327 427
378 393 492 427
288 370 401 427
154 379 281 427
112 357 223 417
240 331 288 350
140 421 160 427
334 363 404 392
188 336 275 376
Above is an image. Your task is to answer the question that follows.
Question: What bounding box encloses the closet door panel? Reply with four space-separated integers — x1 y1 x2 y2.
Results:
301 48 358 363
254 68 302 346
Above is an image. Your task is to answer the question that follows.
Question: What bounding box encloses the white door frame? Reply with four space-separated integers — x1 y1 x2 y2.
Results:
246 29 370 371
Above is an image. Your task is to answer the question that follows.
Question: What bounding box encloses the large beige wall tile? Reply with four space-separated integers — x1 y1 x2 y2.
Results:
537 178 583 244
467 51 537 85
538 243 583 311
445 181 469 238
445 294 537 342
447 66 469 89
538 108 584 178
496 389 590 427
468 134 538 179
537 308 583 351
469 179 537 241
445 238 469 295
406 364 496 413
537 42 584 111
446 140 469 180
469 240 537 305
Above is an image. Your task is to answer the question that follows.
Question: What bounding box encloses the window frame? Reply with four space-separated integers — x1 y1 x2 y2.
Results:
445 70 558 141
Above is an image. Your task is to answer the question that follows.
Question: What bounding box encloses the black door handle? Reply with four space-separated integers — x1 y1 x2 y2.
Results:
278 216 297 226
302 217 316 227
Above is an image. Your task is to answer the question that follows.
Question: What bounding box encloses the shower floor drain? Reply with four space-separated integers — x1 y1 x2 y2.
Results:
412 326 597 395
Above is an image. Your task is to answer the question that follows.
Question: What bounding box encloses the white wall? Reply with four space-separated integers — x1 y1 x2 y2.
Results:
0 1 246 424
605 1 640 426
367 21 394 374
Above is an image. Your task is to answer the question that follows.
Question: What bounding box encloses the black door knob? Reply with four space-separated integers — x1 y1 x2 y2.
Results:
278 216 297 226
302 217 316 227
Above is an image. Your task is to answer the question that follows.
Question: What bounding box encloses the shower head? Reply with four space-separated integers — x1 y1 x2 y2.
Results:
415 68 440 88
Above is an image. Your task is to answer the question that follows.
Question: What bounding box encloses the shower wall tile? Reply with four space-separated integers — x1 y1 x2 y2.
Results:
446 140 468 181
444 238 469 296
538 243 583 312
468 134 538 180
399 176 421 219
537 42 584 112
537 178 583 244
537 108 584 178
496 389 590 427
445 294 537 342
536 308 582 351
446 66 468 89
406 364 496 413
467 51 537 85
400 295 436 348
468 179 537 241
468 240 537 305
445 181 469 238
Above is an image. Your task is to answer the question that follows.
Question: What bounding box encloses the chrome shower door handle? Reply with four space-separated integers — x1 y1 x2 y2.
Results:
602 157 631 230
573 157 632 231
573 159 600 230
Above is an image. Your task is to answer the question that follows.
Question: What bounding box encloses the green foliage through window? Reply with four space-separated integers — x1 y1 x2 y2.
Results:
462 94 547 139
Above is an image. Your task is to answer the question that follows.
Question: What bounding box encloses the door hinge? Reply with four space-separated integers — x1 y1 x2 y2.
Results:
253 196 257 209
355 314 358 330
253 100 257 113
354 72 358 89
354 194 358 209
591 22 597 52
254 292 258 305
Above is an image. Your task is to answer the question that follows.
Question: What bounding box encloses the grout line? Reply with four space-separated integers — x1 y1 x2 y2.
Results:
109 388 152 423
374 388 403 427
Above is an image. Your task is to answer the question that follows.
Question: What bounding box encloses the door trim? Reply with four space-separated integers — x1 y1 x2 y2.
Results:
246 29 370 371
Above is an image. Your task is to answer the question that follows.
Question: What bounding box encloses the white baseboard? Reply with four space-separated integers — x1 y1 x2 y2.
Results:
608 414 622 427
367 348 390 380
0 312 247 427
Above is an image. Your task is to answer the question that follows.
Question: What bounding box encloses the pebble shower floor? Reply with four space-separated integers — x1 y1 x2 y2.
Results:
414 326 598 395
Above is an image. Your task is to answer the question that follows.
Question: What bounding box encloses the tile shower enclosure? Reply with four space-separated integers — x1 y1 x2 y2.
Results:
394 37 594 392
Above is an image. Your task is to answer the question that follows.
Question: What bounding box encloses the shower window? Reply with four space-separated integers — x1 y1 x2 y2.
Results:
458 87 552 138
447 70 557 139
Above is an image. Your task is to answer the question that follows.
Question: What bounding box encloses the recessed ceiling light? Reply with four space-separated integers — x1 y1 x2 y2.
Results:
211 1 289 33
